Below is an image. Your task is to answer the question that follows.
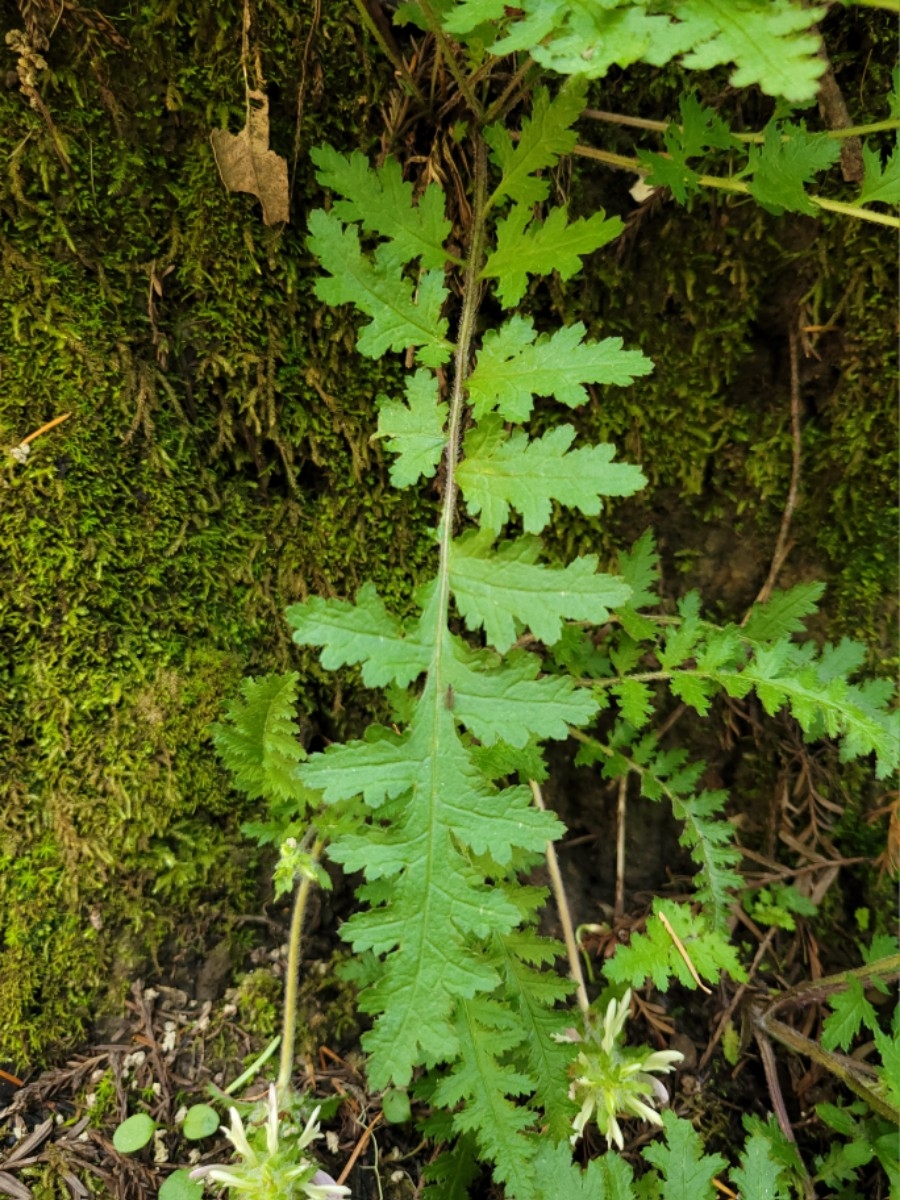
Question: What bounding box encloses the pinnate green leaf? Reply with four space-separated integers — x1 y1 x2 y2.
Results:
604 899 745 991
643 1110 728 1200
458 417 645 535
211 672 309 805
483 80 587 206
612 678 655 728
376 369 448 487
450 531 631 653
678 0 826 103
448 644 599 746
533 1140 635 1200
301 685 561 1087
287 582 430 689
433 997 539 1200
311 147 452 268
742 582 826 642
308 210 452 365
500 4 694 79
821 976 879 1052
466 316 653 423
856 141 900 208
639 93 738 202
745 124 840 216
482 204 623 307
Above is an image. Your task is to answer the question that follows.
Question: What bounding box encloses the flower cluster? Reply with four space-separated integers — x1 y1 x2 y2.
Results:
190 1085 349 1199
568 990 683 1149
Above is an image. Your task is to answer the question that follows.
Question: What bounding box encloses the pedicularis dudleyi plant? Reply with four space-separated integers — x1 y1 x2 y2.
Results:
213 3 899 1196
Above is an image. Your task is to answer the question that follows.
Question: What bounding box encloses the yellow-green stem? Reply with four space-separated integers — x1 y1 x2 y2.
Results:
276 838 325 1098
573 143 900 230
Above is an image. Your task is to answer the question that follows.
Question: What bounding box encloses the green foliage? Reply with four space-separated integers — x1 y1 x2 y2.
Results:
602 900 745 990
260 57 896 1190
439 0 828 101
113 1112 156 1154
743 125 841 216
211 673 311 806
642 1110 727 1198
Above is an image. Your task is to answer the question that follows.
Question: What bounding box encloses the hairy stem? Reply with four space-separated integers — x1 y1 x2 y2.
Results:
276 837 325 1097
572 143 900 230
583 107 900 142
432 137 488 688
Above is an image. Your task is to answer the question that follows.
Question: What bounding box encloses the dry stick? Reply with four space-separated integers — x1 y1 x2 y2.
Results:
335 1112 384 1187
755 1023 800 1148
614 774 628 923
696 925 778 1073
746 326 803 615
19 411 71 445
290 0 321 200
530 780 591 1015
657 910 712 994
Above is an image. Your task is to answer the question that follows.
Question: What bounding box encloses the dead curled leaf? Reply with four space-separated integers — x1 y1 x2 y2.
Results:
209 90 289 226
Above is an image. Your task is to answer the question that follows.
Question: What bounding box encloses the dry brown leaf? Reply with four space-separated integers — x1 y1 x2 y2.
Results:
210 90 289 226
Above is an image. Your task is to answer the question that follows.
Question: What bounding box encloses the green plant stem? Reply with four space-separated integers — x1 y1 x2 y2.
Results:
276 837 325 1098
754 1007 900 1123
417 0 483 118
350 0 425 102
223 1035 282 1095
582 108 900 142
573 142 900 230
530 781 591 1015
483 57 538 126
434 137 488 643
766 952 900 1013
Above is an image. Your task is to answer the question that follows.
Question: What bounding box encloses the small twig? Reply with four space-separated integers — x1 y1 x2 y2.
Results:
755 1023 798 1145
697 925 778 1072
336 1112 383 1186
746 325 803 615
290 0 322 201
614 774 628 922
755 1006 900 1125
18 411 72 446
530 780 591 1015
658 910 712 994
483 57 537 125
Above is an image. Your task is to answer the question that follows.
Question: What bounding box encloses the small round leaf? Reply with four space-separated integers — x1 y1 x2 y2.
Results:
182 1103 220 1140
113 1112 156 1154
159 1168 204 1200
381 1088 411 1125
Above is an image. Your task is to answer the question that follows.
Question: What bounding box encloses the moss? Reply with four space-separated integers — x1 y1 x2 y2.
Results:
0 0 431 1063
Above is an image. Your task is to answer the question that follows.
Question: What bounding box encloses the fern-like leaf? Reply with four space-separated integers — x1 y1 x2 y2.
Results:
211 672 311 806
